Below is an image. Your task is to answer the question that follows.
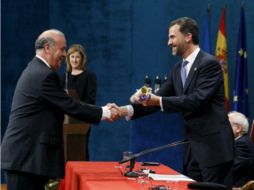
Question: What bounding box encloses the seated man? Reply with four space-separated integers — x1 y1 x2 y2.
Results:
228 111 254 187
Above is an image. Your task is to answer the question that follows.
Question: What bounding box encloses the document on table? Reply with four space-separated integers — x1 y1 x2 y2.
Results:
148 173 194 182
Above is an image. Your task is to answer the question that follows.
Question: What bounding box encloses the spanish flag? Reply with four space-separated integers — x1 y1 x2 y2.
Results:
215 7 229 111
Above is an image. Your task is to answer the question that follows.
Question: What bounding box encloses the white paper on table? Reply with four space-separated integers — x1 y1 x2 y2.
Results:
148 173 194 182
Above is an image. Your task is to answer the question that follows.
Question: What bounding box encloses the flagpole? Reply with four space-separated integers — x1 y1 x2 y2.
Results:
241 1 245 8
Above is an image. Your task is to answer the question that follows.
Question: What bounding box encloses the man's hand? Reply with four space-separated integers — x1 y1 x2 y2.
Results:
129 89 143 104
140 93 160 106
106 103 121 121
129 86 160 107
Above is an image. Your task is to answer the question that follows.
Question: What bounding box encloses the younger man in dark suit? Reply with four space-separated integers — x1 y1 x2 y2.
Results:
120 17 235 188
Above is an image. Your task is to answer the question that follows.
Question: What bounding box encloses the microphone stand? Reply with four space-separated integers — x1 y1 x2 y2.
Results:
124 158 138 177
65 72 69 94
119 140 189 177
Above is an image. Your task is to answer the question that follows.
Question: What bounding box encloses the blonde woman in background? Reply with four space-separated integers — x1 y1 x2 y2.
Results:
63 44 97 104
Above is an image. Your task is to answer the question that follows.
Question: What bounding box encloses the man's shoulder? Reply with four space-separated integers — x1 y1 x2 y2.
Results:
21 57 57 86
198 50 217 61
196 51 220 69
28 57 53 74
29 57 48 68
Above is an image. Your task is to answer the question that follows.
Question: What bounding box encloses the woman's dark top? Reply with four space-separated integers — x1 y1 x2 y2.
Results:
62 70 97 104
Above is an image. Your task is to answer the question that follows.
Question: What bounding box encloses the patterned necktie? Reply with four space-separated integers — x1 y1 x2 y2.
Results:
181 60 188 87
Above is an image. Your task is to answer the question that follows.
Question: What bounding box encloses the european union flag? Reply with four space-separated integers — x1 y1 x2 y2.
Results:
233 7 248 116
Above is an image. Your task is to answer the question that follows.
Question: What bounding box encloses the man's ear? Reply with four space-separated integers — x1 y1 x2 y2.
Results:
43 43 51 54
185 33 192 43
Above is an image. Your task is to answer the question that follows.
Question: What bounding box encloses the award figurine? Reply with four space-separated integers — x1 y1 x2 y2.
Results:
139 86 152 101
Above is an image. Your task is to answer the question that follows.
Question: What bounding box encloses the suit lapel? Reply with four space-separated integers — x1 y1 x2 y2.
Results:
183 52 202 93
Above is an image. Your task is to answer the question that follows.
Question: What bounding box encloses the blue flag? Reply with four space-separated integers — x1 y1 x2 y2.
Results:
233 8 248 116
201 7 211 54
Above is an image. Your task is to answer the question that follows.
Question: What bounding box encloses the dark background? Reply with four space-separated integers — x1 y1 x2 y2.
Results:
1 0 254 183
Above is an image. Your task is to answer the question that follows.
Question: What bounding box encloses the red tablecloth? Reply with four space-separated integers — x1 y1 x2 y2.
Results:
59 161 193 190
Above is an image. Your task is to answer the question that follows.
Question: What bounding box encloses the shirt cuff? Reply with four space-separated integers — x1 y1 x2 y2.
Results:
101 106 111 120
125 105 134 121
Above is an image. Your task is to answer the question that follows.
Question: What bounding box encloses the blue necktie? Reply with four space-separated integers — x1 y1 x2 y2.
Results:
181 60 188 87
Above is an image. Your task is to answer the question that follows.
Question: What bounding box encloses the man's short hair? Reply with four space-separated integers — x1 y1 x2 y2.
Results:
35 37 55 50
170 17 199 45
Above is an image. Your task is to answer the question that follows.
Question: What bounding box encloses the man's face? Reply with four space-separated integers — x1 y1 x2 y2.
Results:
167 24 188 57
228 114 242 138
48 35 67 70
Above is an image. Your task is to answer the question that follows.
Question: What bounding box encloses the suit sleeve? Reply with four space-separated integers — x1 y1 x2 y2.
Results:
162 59 223 113
40 72 102 124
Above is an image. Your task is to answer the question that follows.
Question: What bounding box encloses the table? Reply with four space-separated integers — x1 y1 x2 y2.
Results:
59 161 193 190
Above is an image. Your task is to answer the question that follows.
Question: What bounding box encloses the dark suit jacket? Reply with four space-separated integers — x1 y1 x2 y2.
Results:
1 57 102 178
132 50 235 168
233 135 254 186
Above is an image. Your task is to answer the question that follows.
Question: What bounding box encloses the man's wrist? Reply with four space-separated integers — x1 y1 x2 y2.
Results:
120 105 134 120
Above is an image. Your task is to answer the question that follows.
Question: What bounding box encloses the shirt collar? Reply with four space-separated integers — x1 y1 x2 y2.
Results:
36 55 51 68
235 134 243 140
183 47 200 64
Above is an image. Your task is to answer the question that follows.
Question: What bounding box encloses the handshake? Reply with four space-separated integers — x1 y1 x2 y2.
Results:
103 103 127 122
103 86 161 122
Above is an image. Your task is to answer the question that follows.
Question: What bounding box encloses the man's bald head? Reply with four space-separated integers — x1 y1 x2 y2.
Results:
35 29 67 70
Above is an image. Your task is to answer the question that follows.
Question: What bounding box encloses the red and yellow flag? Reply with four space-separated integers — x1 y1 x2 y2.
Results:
215 7 229 111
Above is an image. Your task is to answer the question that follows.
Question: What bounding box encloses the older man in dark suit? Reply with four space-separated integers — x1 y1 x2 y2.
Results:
120 17 235 188
228 111 254 187
1 29 119 190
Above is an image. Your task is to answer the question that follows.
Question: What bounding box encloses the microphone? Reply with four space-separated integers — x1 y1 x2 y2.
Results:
154 76 161 93
144 74 152 87
120 140 189 164
119 140 189 177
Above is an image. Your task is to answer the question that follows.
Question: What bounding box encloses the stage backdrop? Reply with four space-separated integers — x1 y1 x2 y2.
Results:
2 0 254 182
